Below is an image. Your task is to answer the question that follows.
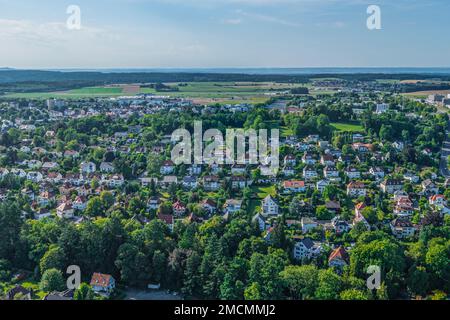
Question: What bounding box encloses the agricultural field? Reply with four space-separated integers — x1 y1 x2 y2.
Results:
1 82 308 105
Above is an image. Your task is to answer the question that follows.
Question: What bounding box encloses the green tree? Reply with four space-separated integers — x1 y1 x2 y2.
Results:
280 265 318 300
340 289 370 300
315 269 343 300
40 268 65 292
74 283 95 300
40 245 66 274
406 266 429 297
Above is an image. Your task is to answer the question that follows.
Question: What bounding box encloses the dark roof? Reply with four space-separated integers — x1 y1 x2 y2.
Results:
6 285 31 300
299 238 314 249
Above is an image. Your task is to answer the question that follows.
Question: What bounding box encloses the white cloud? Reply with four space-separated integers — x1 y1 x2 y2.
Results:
235 9 301 27
222 18 243 25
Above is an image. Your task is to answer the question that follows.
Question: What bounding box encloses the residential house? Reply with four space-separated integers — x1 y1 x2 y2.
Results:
353 204 370 230
293 237 322 260
231 175 247 189
73 196 87 211
393 195 414 217
282 165 295 177
90 273 116 296
352 143 373 153
301 217 318 234
325 201 341 214
172 201 187 217
188 164 202 175
201 199 217 214
422 179 439 196
331 217 351 235
345 167 361 179
140 177 158 188
182 176 198 189
328 246 350 269
323 165 339 179
303 165 318 180
160 160 175 175
26 171 43 183
380 179 403 194
147 197 161 211
429 194 447 208
56 202 74 219
203 175 220 191
223 199 243 214
80 161 96 174
252 213 268 232
100 162 115 173
283 154 297 166
390 218 415 239
347 181 367 197
302 152 317 165
160 176 178 188
261 195 279 217
320 154 335 166
369 167 385 180
316 179 330 193
282 180 306 193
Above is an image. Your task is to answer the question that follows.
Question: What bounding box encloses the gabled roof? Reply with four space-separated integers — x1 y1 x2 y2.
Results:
298 237 314 249
328 246 349 263
158 213 174 225
90 273 113 288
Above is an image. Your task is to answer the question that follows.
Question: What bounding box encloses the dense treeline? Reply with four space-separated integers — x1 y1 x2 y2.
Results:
1 199 449 299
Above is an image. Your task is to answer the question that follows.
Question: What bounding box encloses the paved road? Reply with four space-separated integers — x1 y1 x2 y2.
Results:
439 120 450 178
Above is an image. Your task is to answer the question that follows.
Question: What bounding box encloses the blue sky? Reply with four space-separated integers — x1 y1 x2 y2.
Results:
0 0 449 68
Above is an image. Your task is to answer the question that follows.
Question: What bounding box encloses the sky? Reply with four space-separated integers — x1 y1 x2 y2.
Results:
0 0 449 68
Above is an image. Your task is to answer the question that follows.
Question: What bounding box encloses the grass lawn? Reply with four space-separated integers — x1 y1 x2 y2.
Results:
281 126 294 137
251 185 277 199
331 122 364 132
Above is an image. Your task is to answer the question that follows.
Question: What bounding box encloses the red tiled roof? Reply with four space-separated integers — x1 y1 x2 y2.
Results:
328 246 349 263
90 273 112 288
158 213 174 225
283 180 305 188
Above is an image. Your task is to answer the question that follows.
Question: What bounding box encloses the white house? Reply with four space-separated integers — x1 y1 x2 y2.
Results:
347 181 367 197
316 179 330 193
345 167 361 179
303 165 318 180
390 218 415 239
375 103 389 114
301 217 318 234
261 195 279 217
100 162 115 173
56 202 74 219
26 171 43 183
223 199 243 214
80 162 96 174
380 179 403 194
323 166 339 179
293 238 322 260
